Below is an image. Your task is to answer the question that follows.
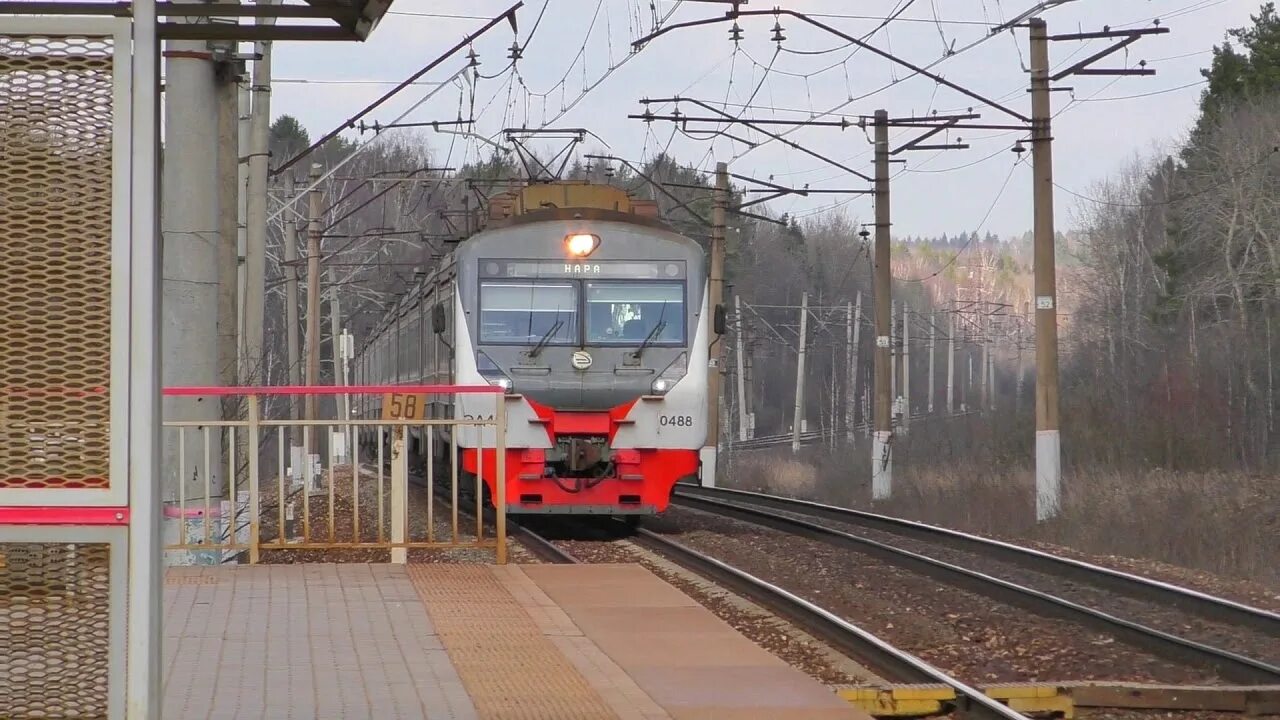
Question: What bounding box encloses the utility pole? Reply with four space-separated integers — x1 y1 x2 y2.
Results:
735 296 749 443
215 58 240 395
243 16 275 388
706 162 728 485
214 50 241 494
981 313 991 412
928 311 936 414
988 330 997 412
283 173 303 407
1024 17 1167 519
872 109 892 500
339 327 355 458
902 303 911 434
1017 302 1028 413
792 292 809 453
237 80 250 376
328 265 345 462
161 10 223 501
1030 18 1062 521
890 299 897 408
947 305 956 414
305 162 323 464
846 294 861 441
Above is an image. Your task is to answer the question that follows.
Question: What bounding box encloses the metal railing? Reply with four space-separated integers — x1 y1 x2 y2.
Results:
161 385 507 564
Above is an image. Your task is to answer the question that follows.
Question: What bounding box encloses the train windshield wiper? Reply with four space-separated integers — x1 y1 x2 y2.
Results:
529 315 563 359
632 301 669 361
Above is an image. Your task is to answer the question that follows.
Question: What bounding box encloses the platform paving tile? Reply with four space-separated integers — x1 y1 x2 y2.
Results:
521 563 869 720
162 564 477 720
408 564 635 720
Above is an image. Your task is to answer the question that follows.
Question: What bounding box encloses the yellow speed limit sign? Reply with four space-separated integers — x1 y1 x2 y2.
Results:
382 392 427 421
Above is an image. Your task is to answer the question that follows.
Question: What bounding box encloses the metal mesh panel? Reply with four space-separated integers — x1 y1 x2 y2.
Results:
0 542 112 718
0 34 115 489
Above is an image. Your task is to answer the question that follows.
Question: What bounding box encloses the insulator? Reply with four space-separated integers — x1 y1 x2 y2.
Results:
467 47 480 67
771 21 786 43
508 41 522 61
729 22 743 43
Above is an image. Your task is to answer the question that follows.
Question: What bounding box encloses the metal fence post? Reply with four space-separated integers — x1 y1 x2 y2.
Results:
247 394 260 564
494 394 507 565
390 424 406 564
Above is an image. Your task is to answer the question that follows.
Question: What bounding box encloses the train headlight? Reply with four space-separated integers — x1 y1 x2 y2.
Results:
565 233 600 257
490 376 513 392
649 352 688 395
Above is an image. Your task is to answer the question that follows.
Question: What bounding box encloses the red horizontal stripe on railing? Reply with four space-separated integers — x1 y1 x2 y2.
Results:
0 506 129 525
163 384 501 397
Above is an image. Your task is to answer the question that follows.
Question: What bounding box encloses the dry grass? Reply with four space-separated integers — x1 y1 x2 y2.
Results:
726 450 1280 586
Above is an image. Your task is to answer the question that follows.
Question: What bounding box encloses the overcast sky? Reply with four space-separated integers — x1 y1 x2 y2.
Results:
266 0 1260 238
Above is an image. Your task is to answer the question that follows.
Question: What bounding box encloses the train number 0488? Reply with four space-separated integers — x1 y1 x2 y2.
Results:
659 415 694 427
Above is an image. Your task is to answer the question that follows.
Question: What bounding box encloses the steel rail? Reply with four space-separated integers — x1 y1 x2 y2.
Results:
627 527 1032 720
677 485 1280 639
510 521 580 564
671 491 1280 684
406 469 579 565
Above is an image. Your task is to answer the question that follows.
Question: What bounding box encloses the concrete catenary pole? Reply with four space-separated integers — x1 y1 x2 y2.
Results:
988 330 997 412
890 299 897 404
872 109 893 500
283 174 302 397
928 311 936 414
791 292 808 453
161 16 224 501
1030 18 1062 520
902 303 910 434
305 163 323 462
705 162 729 485
981 313 990 411
843 302 852 441
215 60 239 397
947 304 956 414
243 21 275 387
1017 301 1029 413
735 296 749 442
328 265 345 460
850 293 864 439
237 80 249 374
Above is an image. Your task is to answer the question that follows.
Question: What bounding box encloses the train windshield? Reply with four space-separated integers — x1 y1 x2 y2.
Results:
480 281 578 344
585 281 685 345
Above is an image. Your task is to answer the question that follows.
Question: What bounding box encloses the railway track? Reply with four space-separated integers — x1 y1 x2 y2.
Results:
671 485 1280 684
517 517 1032 720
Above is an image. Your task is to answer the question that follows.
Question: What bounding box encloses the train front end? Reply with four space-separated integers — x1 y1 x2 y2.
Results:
453 184 709 516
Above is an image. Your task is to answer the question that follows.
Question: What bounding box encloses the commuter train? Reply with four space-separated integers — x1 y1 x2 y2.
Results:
355 182 719 515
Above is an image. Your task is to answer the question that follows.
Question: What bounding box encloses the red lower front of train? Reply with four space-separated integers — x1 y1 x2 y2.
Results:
460 398 699 514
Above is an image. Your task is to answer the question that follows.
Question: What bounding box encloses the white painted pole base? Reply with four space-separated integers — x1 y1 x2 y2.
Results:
699 446 718 488
1036 429 1062 521
391 427 407 564
871 430 892 501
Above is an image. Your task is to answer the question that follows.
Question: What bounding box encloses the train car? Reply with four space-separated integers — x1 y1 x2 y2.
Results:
355 182 720 516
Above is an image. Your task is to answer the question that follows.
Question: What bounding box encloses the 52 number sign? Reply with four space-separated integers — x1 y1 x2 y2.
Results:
382 392 427 421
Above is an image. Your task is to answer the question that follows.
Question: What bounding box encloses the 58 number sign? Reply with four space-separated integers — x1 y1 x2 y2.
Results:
382 392 427 421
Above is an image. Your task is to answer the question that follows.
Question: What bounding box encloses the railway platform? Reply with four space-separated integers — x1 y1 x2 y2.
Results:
162 561 866 720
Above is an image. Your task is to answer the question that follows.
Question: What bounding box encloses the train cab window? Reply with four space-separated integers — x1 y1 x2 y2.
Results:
480 281 578 344
586 281 685 345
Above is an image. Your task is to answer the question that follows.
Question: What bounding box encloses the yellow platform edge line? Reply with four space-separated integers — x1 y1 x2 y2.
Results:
836 682 1280 718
